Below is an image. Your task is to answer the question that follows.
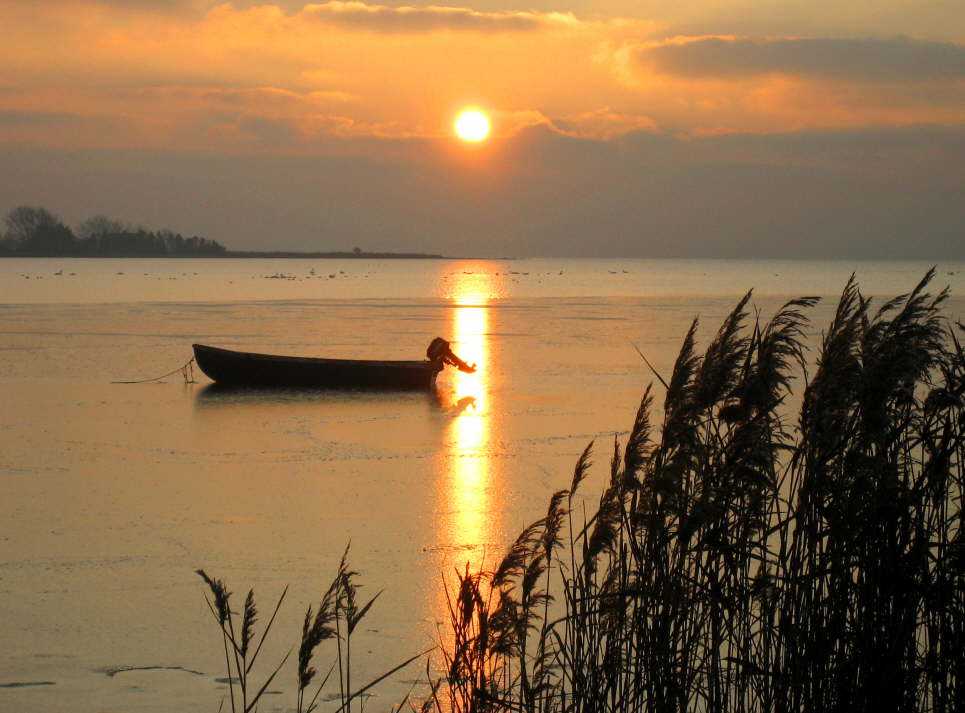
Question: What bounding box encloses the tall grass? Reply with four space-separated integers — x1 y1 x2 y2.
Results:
198 546 430 713
429 270 964 713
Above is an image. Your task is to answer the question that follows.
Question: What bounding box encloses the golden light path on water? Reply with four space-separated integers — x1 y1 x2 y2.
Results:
447 286 490 555
428 265 504 637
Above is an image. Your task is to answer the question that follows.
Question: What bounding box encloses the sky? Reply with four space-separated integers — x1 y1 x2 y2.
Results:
1 0 963 258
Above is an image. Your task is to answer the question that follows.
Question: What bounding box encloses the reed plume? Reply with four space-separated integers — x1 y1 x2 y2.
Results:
195 571 290 713
197 549 427 713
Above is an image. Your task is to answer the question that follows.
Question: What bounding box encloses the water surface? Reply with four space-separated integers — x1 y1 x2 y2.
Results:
2 258 962 712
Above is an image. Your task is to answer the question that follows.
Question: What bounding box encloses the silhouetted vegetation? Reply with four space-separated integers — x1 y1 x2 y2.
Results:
197 547 429 713
224 250 445 259
426 270 963 713
0 205 447 258
0 205 226 257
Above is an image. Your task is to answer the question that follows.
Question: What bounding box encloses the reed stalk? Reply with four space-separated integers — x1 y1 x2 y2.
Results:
198 546 425 713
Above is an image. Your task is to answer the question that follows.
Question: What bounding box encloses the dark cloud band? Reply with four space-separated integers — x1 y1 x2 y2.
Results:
640 36 965 81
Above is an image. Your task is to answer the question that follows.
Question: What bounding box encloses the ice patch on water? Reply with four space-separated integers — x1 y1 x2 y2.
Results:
98 665 204 678
0 681 56 688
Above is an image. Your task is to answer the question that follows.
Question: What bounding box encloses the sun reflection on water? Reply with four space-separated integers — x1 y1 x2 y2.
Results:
424 263 511 654
428 266 504 632
447 290 491 554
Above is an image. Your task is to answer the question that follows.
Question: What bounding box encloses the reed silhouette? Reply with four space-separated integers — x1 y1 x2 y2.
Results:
198 546 430 713
427 269 963 713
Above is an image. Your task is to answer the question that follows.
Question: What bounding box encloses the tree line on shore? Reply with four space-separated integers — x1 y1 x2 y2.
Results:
0 205 227 257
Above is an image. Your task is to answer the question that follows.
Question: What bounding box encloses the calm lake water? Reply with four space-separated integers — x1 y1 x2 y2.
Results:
2 257 963 713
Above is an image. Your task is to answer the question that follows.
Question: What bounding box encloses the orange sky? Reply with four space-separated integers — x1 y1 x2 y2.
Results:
1 0 963 257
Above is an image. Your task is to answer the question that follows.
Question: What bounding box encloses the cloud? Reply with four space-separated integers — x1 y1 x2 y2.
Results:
237 114 301 142
301 1 560 33
638 35 965 82
0 109 111 128
0 109 123 150
2 1 962 148
171 107 424 146
135 86 356 108
0 109 79 126
3 0 215 12
710 122 965 156
550 108 659 139
105 0 203 6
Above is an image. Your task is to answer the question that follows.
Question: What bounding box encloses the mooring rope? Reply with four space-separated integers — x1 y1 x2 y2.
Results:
112 357 196 384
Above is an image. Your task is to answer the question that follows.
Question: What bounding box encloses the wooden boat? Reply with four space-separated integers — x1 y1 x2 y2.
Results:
192 338 474 390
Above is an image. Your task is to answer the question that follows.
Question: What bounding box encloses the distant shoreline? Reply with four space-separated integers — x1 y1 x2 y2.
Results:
224 250 450 259
0 250 459 259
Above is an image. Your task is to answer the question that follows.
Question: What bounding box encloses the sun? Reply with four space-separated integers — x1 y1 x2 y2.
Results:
454 109 491 142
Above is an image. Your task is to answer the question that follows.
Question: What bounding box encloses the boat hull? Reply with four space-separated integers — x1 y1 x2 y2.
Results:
192 344 443 390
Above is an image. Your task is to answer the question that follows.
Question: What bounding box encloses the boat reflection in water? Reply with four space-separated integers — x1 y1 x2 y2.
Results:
193 382 443 409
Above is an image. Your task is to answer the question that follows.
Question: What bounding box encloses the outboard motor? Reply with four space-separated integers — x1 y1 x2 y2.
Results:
427 337 477 373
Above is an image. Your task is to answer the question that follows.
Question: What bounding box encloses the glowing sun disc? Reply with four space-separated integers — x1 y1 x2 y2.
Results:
454 110 491 142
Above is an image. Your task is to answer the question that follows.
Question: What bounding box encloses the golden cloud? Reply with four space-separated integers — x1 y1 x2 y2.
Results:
1 0 962 151
300 2 565 33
